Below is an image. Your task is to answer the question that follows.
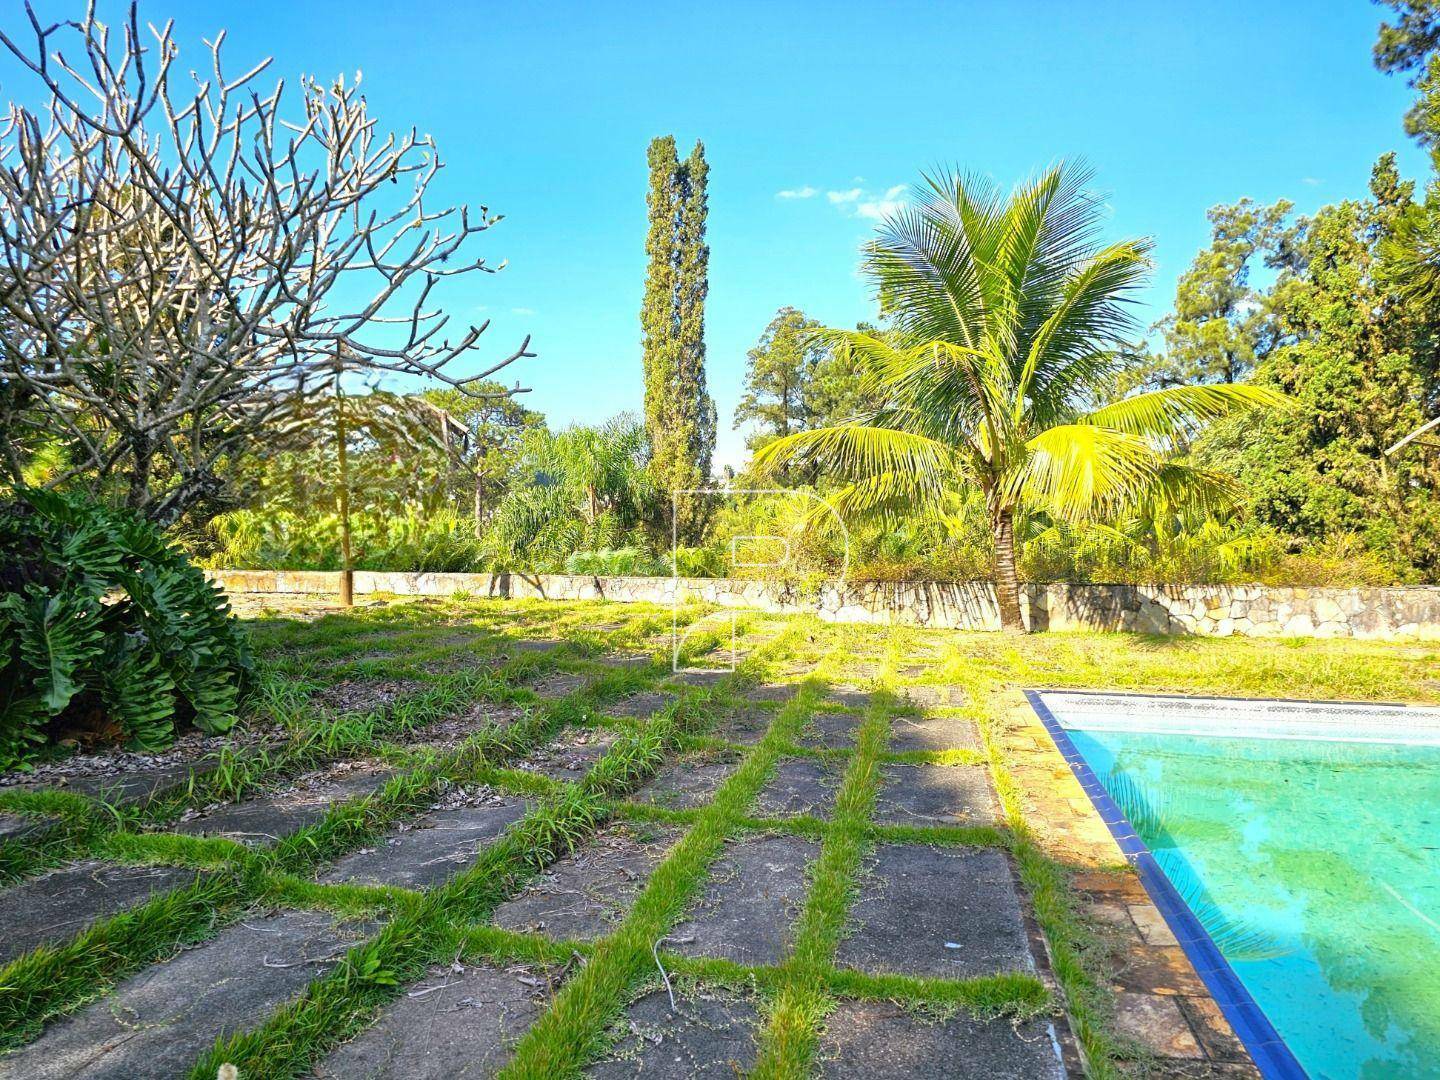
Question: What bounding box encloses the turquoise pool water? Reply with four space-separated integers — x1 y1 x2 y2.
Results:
1041 693 1440 1080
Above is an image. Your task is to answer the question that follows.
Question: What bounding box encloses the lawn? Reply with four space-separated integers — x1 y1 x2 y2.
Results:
0 596 1435 1079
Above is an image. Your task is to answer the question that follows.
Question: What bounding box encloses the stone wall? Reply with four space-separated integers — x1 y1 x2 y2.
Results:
206 569 1440 640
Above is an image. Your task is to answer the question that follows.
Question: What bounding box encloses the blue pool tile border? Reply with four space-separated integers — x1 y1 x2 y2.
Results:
1023 689 1309 1080
1035 686 1422 710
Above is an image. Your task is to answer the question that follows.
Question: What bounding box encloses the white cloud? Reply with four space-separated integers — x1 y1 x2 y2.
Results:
856 184 908 221
779 179 908 222
510 306 536 316
1302 176 1323 186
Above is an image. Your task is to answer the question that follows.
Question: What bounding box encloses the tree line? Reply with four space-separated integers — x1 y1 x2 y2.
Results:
3 2 1439 627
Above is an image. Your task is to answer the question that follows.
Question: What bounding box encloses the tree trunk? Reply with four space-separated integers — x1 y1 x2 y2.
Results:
126 436 151 511
991 508 1026 633
335 381 354 608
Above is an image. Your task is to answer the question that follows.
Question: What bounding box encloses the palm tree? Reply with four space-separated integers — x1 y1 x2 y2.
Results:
487 415 654 569
753 164 1285 631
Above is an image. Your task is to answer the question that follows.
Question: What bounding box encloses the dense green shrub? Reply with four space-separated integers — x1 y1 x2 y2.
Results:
200 507 490 573
672 545 728 578
563 547 669 576
0 489 253 769
194 487 1409 588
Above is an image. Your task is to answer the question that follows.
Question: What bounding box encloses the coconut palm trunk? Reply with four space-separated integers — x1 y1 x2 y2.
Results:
991 506 1025 632
752 163 1287 632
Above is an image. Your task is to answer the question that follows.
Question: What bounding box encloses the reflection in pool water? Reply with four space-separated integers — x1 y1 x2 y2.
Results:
1050 696 1440 1080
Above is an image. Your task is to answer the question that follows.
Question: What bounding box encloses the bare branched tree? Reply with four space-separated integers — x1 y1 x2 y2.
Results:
0 2 533 522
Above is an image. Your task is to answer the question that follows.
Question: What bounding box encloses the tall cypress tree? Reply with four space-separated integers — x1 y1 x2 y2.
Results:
641 136 715 543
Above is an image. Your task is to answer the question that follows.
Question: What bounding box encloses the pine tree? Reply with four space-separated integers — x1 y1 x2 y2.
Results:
641 136 715 543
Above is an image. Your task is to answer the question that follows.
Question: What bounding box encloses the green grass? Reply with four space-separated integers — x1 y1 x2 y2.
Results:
0 607 666 1048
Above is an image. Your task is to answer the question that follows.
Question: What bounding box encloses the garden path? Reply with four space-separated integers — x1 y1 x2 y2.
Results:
0 600 1171 1077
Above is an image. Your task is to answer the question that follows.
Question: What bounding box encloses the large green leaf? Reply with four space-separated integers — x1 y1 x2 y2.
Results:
96 635 177 749
0 488 252 765
6 586 104 714
1009 425 1167 522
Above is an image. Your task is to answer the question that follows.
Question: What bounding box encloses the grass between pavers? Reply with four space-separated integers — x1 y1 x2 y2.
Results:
749 689 896 1078
743 635 1052 1075
186 687 729 1079
0 644 650 1049
0 871 249 1048
493 676 821 1079
0 653 547 886
7 600 1420 1076
0 592 673 887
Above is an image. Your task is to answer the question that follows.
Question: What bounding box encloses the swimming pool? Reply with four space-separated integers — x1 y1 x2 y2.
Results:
1029 690 1440 1080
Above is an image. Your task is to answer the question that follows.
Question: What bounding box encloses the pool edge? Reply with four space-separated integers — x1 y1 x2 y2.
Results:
1023 689 1310 1080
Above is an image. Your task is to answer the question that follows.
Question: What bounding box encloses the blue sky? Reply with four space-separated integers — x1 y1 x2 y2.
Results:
2 1 1430 467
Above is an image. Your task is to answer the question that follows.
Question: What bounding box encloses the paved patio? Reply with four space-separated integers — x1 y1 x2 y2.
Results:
0 599 1259 1077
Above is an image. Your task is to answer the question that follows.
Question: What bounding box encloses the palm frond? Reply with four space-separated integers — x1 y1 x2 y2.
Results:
1009 424 1166 521
752 423 959 500
1017 239 1154 420
1150 462 1246 516
1082 384 1289 443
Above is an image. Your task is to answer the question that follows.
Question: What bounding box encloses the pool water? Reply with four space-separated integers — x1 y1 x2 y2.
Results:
1039 692 1440 1080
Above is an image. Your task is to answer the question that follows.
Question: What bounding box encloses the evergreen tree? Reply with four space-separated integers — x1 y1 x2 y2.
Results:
735 307 870 475
1138 200 1304 390
735 307 826 447
1195 176 1440 576
641 136 715 542
1375 1 1440 147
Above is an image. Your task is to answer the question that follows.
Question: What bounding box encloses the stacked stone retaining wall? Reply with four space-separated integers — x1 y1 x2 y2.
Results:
206 570 1440 640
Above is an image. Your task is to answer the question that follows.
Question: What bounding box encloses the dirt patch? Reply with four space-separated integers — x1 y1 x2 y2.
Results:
313 679 424 714
401 702 530 752
315 961 561 1078
0 861 212 966
607 690 676 719
796 712 862 750
754 757 843 819
0 909 371 1079
711 708 774 746
900 685 968 709
872 763 998 827
590 986 761 1078
517 728 619 782
669 834 818 965
175 759 395 843
528 671 587 699
321 788 532 890
815 999 1064 1079
836 845 1033 979
742 684 797 704
888 713 982 752
823 686 872 710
